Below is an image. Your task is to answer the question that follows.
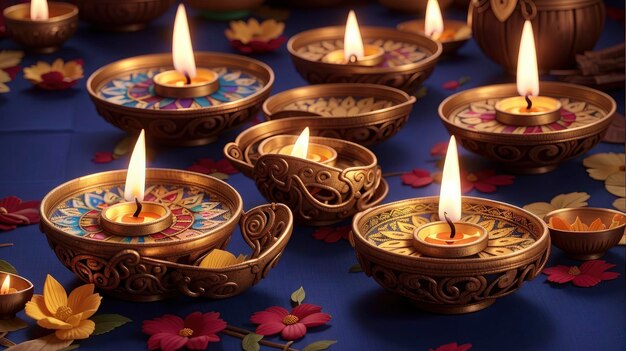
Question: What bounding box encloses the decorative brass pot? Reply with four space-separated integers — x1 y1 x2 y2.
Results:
73 0 174 31
470 0 605 72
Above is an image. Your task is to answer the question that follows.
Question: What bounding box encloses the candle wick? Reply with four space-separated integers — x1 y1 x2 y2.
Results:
184 73 191 85
348 54 358 64
443 212 456 239
525 95 532 110
133 197 142 218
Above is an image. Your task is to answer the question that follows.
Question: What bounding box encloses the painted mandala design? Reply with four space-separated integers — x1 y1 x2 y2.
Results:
281 96 394 117
295 38 427 67
98 67 263 110
450 98 607 134
49 184 232 244
362 203 536 258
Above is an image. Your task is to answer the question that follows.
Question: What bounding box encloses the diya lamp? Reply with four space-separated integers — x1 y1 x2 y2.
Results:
39 130 293 301
287 9 441 93
438 22 616 174
412 136 488 258
86 3 274 146
494 21 561 126
0 272 34 319
72 0 174 32
257 127 338 166
3 0 78 53
397 0 472 55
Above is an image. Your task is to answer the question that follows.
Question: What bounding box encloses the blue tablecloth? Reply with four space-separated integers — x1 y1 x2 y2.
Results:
1 1 624 350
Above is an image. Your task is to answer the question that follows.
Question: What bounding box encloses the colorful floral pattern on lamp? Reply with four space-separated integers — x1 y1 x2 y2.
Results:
494 21 561 126
412 136 488 258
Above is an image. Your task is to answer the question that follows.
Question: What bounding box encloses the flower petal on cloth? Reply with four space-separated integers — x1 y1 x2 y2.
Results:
256 321 286 336
142 315 184 335
292 303 322 318
583 153 625 180
67 284 100 319
613 198 625 212
155 333 188 351
551 192 591 209
25 295 50 320
572 275 602 288
147 333 171 351
299 312 332 327
281 323 307 340
605 172 625 197
250 306 289 324
43 275 68 314
185 335 213 350
542 266 577 284
38 317 73 330
54 319 95 340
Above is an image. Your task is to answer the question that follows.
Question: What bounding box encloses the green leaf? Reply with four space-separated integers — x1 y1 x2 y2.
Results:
209 172 230 181
303 340 337 351
241 333 263 351
290 286 305 305
0 260 17 274
348 263 363 273
0 317 27 333
58 345 80 351
90 314 132 336
413 87 427 99
112 136 133 159
5 333 73 351
458 76 471 86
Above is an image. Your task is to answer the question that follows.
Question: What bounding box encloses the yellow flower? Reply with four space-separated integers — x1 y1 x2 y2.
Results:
25 275 101 340
23 59 84 89
583 152 625 180
199 249 246 268
0 70 11 93
0 50 24 70
225 18 285 44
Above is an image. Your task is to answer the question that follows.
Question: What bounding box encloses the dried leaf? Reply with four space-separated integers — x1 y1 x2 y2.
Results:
571 217 588 231
348 263 363 273
112 136 133 159
290 286 305 305
0 260 17 274
6 334 73 351
458 76 471 86
242 333 263 351
548 217 571 231
91 314 132 336
413 87 427 99
302 340 337 351
0 318 27 333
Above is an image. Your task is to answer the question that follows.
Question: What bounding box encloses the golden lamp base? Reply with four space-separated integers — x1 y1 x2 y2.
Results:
0 272 34 320
413 221 488 258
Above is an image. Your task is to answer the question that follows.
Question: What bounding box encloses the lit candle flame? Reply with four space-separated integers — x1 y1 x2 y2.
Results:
290 127 310 160
124 130 146 202
343 10 365 63
30 0 49 20
516 20 539 98
425 0 444 40
439 135 461 223
0 275 10 294
172 4 196 80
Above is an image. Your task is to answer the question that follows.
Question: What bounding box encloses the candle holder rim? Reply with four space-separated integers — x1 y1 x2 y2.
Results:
287 25 442 73
438 81 616 138
413 221 488 247
3 2 79 22
39 168 244 249
544 207 626 234
0 271 34 292
396 18 472 40
262 83 416 120
352 195 549 264
86 52 275 115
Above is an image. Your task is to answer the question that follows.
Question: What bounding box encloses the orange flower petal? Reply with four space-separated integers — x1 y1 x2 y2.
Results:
571 216 588 231
67 283 101 319
43 275 68 314
38 317 73 330
55 319 95 340
549 216 571 231
25 295 51 320
66 312 84 327
610 214 625 228
588 218 607 231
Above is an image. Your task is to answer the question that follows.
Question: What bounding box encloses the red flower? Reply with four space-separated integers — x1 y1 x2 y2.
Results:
543 260 620 288
142 312 226 351
230 37 286 54
430 342 473 351
430 142 449 157
0 196 40 231
313 226 351 243
3 65 20 80
461 170 514 194
442 80 460 90
250 304 331 340
92 152 114 164
187 158 238 175
401 169 434 188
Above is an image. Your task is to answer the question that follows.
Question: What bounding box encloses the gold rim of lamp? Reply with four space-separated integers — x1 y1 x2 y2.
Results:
100 201 174 237
494 96 562 126
153 68 220 98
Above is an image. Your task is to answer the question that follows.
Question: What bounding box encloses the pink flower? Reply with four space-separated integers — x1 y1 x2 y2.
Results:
92 152 114 164
401 169 434 188
230 37 286 54
461 170 514 194
543 260 620 288
250 304 331 340
313 226 351 243
442 80 460 90
0 196 40 231
142 312 226 351
187 158 238 175
430 142 449 157
430 342 473 351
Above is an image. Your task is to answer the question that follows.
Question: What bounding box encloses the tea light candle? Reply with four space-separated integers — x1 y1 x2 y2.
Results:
99 130 173 237
260 127 338 165
153 4 219 99
413 136 488 258
321 10 384 66
0 272 34 319
1 276 17 294
495 21 561 126
425 0 444 40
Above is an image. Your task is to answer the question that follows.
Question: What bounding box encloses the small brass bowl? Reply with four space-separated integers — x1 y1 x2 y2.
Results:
397 19 472 56
225 120 388 225
287 26 441 93
87 52 274 146
439 82 616 174
72 0 174 31
351 196 550 314
0 272 34 320
40 169 293 301
186 0 264 14
262 83 416 146
544 208 625 260
3 2 78 53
